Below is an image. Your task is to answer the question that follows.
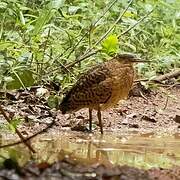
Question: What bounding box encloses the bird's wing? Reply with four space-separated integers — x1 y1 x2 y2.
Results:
62 64 111 100
60 64 112 112
70 78 113 106
72 64 111 91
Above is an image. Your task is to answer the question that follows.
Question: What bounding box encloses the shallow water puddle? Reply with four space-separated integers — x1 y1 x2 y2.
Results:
1 132 180 169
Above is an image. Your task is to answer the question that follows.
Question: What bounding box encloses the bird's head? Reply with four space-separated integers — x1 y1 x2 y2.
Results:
115 53 148 64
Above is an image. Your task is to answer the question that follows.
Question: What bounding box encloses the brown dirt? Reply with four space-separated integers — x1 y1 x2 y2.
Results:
55 86 180 135
1 86 179 136
0 86 180 180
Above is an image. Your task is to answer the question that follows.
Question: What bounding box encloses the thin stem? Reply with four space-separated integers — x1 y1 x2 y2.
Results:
12 70 26 90
0 105 35 153
66 0 118 59
65 0 134 68
0 120 55 149
65 50 99 69
92 0 134 50
119 9 154 37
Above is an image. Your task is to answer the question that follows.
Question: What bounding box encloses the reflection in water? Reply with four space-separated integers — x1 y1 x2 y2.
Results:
1 132 180 169
32 132 180 169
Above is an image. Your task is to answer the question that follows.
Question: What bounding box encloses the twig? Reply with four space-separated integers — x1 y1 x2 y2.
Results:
0 104 36 153
0 119 55 149
153 69 180 82
119 9 154 37
135 69 180 83
41 27 51 65
12 70 27 90
66 0 118 59
163 96 169 110
57 58 78 80
44 50 99 75
83 0 134 56
65 50 99 69
65 0 134 69
0 102 56 149
59 1 153 73
95 0 134 46
166 82 180 89
139 91 148 101
92 0 119 28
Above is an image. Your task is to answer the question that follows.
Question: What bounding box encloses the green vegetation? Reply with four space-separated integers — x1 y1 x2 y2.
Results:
0 0 179 91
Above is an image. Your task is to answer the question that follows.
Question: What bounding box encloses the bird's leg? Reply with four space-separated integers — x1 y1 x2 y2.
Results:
97 106 103 134
89 108 92 131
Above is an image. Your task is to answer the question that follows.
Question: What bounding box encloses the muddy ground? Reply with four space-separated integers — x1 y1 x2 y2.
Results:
57 86 180 135
1 85 179 135
0 85 180 179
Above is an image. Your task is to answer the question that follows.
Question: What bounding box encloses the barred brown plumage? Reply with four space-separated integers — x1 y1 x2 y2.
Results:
59 54 146 134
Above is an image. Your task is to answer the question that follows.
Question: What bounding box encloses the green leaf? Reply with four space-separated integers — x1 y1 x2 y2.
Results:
0 41 16 50
0 2 7 9
6 70 34 90
101 34 119 56
123 11 136 18
68 6 80 15
19 11 25 25
47 95 60 109
7 117 22 133
51 0 65 9
33 9 54 35
8 124 16 133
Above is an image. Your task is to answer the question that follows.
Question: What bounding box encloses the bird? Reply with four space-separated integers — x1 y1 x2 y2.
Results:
59 53 147 134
